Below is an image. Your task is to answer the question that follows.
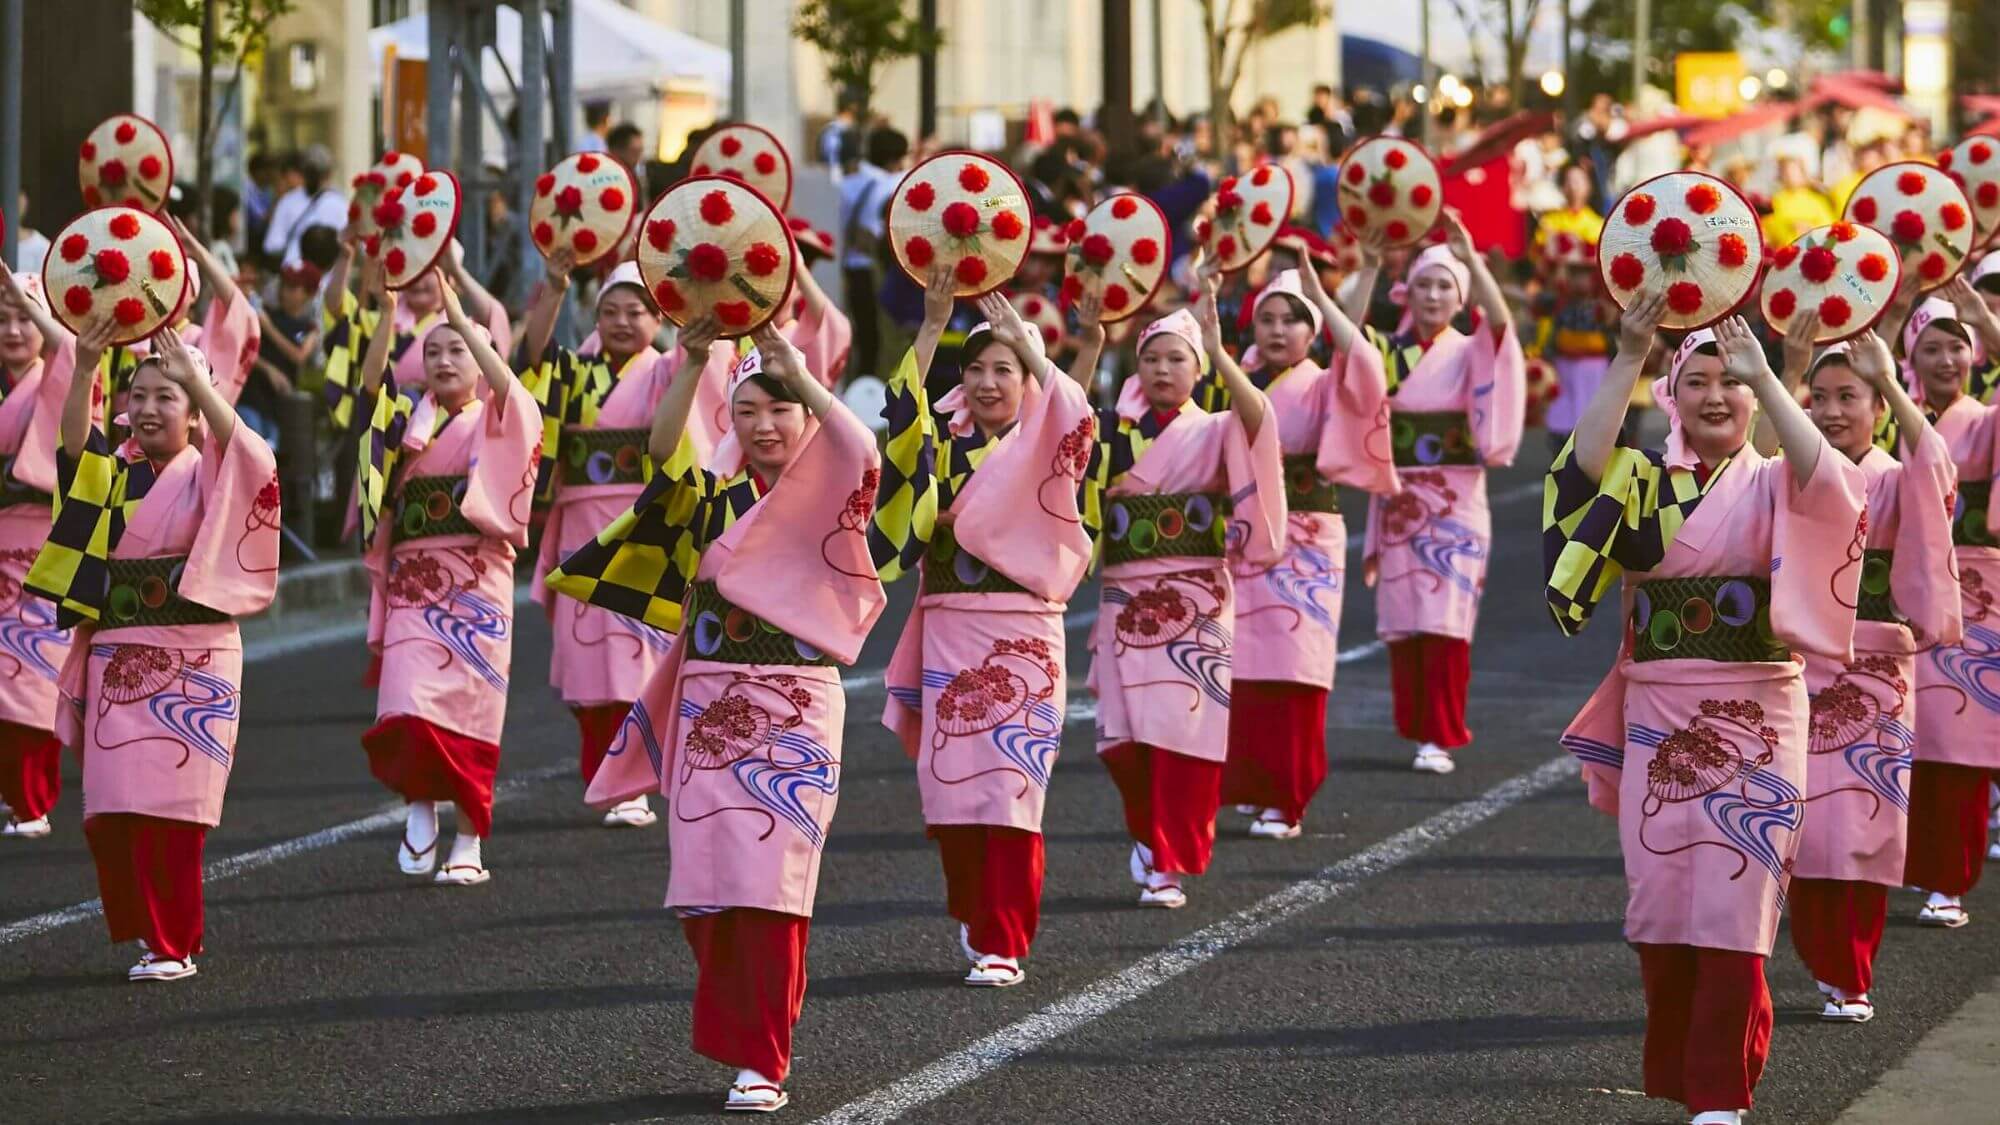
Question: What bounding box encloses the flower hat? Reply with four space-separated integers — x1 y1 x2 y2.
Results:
887 150 1033 298
1334 135 1442 248
1028 214 1072 257
1009 290 1067 352
636 174 797 337
1060 192 1171 323
1196 163 1292 273
530 151 639 267
349 151 427 238
1598 171 1764 330
77 114 174 213
1760 221 1903 343
690 124 794 211
1543 229 1599 270
42 206 190 345
1842 161 1974 292
787 215 836 263
1939 139 2000 249
369 171 462 290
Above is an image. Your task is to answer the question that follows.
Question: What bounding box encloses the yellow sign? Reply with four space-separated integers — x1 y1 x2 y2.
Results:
1676 52 1745 119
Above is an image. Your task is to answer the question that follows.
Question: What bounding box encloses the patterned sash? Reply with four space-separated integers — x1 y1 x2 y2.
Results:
392 475 479 545
559 426 651 488
1857 549 1897 623
1389 410 1475 468
1102 491 1230 567
683 581 834 666
1631 575 1788 663
921 524 1027 596
1282 453 1338 514
102 556 228 628
1954 481 1993 548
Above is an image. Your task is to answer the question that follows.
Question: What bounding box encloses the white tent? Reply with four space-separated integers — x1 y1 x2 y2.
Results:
366 0 731 103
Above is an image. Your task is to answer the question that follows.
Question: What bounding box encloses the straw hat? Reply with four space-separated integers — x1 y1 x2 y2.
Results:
1940 139 2000 250
1842 161 1975 292
369 171 462 290
1760 221 1902 344
42 206 190 345
1009 290 1067 352
349 151 426 238
690 124 794 211
886 150 1033 298
1597 171 1763 330
787 215 836 263
1061 193 1171 323
635 174 797 337
529 151 639 267
1334 135 1442 248
1196 163 1292 273
1543 229 1599 270
77 114 173 213
1029 214 1072 257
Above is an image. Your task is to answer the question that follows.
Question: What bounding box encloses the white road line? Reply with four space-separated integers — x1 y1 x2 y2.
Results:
0 763 569 948
808 754 1577 1125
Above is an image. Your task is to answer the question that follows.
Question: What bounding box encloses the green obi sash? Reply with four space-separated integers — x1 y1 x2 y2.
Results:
0 456 50 510
1283 453 1339 514
1102 491 1230 568
1631 575 1788 664
922 524 1028 596
1390 410 1476 468
102 556 228 628
684 581 835 666
559 426 651 488
1857 549 1897 624
1955 481 1994 549
392 475 479 545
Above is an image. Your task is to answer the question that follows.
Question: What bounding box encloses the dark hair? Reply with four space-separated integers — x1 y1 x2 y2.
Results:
865 128 910 169
607 123 644 152
958 328 998 371
248 151 276 176
1053 107 1081 128
1974 271 2000 296
298 224 342 271
585 101 613 129
738 372 803 404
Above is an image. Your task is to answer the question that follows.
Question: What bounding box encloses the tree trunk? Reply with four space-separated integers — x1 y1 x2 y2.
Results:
1205 0 1232 161
195 0 216 239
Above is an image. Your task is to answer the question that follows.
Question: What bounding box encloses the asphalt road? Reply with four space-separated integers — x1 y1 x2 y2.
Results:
4 453 1997 1124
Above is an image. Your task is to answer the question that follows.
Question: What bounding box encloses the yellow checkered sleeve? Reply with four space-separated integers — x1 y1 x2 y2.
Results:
546 431 721 633
1542 435 1722 636
25 423 129 626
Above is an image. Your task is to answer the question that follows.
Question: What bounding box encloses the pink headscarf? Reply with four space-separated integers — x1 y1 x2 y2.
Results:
4 272 49 317
707 346 823 479
1254 269 1323 338
1652 327 1725 470
1384 245 1471 335
933 320 992 438
1121 308 1208 421
1900 296 1971 405
114 345 215 453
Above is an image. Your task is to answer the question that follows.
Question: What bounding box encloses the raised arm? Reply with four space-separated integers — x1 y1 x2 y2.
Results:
913 262 955 379
443 241 500 328
752 321 837 419
974 291 1050 383
647 314 719 464
1717 314 1819 490
1279 234 1360 353
357 276 398 400
0 260 68 359
168 214 245 315
1944 275 2000 359
1848 328 1931 450
1340 234 1382 332
793 261 832 321
61 315 117 459
440 280 516 411
1442 208 1510 337
1754 308 1821 456
521 246 577 367
323 223 361 321
1574 289 1665 481
154 327 236 448
1066 288 1105 387
1196 274 1267 436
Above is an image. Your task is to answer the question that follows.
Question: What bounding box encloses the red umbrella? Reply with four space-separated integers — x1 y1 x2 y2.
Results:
1961 95 2000 118
1621 112 1710 142
1681 100 1812 148
1440 110 1557 177
1808 74 1912 117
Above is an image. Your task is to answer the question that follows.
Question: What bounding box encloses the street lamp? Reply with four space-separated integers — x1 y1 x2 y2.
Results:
1738 75 1762 101
1412 84 1430 105
1540 70 1565 98
1765 68 1789 90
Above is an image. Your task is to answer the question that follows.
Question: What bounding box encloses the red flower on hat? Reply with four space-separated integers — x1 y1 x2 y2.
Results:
1767 288 1797 318
1217 234 1239 261
1386 220 1410 242
1220 176 1239 192
941 201 981 238
417 174 440 196
1066 219 1087 241
412 212 438 238
1343 207 1367 229
990 210 1023 241
1104 284 1131 312
1623 193 1656 225
647 219 676 250
1131 238 1159 265
1852 196 1879 223
1942 202 1967 231
719 136 743 157
744 242 782 277
1216 189 1243 213
1251 201 1275 225
93 248 130 284
653 279 685 313
1717 232 1749 268
1081 234 1115 266
1410 184 1434 208
113 297 145 326
1829 222 1857 242
1799 245 1838 283
700 191 734 226
1685 183 1721 214
907 182 936 212
554 185 583 218
1920 252 1949 281
1367 182 1395 208
905 236 935 268
1608 253 1645 290
62 286 92 316
1857 252 1890 282
1040 323 1061 346
1060 275 1084 304
1022 297 1043 316
1345 163 1366 186
1772 244 1800 269
573 229 599 254
1385 148 1409 170
1982 183 2000 208
755 152 778 176
138 155 162 181
536 173 555 197
114 120 137 144
365 235 382 258
1665 282 1703 316
600 187 626 212
1112 197 1139 220
959 163 991 192
686 242 730 282
1891 210 1927 244
59 234 88 262
348 201 360 222
1253 166 1276 187
1649 217 1694 258
716 300 753 327
373 200 404 230
99 159 127 186
954 255 988 286
79 140 95 161
1896 170 1926 196
1974 142 1996 164
534 221 554 246
385 248 407 275
149 249 176 281
1940 149 1955 170
1818 295 1853 328
576 154 601 173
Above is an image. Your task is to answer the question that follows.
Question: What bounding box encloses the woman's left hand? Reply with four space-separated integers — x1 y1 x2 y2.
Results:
1194 275 1224 357
1440 207 1476 263
151 327 204 387
437 273 469 327
1712 315 1774 385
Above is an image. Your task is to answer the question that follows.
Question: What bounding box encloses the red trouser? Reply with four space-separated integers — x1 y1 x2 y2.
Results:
681 908 811 1083
1634 944 1772 1114
1788 878 1887 996
84 813 207 960
1221 681 1329 824
0 720 62 821
572 703 632 787
1387 634 1472 749
1904 761 1992 896
1099 742 1223 876
932 825 1044 959
362 716 501 837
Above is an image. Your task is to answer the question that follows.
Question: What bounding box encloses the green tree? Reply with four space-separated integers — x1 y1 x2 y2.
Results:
1197 0 1328 155
793 0 946 133
1442 0 1549 107
1572 0 1853 103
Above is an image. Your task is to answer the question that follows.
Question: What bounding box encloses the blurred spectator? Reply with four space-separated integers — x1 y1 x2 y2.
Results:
1053 107 1082 140
263 144 347 269
1300 128 1343 238
1832 138 1890 212
244 151 278 260
12 191 49 272
1307 83 1353 156
483 182 523 306
1764 155 1835 248
1571 94 1628 209
1535 164 1603 259
839 126 909 378
246 262 323 448
819 93 860 171
608 123 646 171
578 101 612 154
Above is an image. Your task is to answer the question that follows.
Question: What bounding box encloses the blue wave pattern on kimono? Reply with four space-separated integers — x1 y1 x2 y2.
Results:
614 698 664 778
1168 634 1232 708
1931 624 2000 715
1561 732 1625 770
1264 544 1340 632
887 685 923 710
992 699 1063 789
1704 764 1802 891
149 667 240 769
1410 516 1487 595
731 729 839 848
0 599 66 681
1847 715 1913 815
616 613 674 655
425 588 510 691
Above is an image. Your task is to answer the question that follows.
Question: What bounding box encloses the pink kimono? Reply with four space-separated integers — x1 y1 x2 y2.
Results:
387 300 514 393
0 340 78 738
1915 394 2000 771
189 288 261 408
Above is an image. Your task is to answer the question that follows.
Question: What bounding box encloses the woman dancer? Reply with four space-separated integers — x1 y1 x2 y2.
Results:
356 272 540 886
25 317 280 981
0 265 74 838
1350 211 1525 774
1546 295 1865 1125
548 323 884 1113
872 266 1095 986
1902 279 2000 928
1787 327 1959 1021
1219 244 1398 839
1083 273 1284 908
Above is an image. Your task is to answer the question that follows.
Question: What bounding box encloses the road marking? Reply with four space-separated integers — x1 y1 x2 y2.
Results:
808 754 1577 1125
0 763 569 948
